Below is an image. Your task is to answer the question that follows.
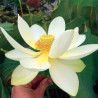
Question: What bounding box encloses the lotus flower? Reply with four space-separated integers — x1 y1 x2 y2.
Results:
0 15 98 96
22 0 40 8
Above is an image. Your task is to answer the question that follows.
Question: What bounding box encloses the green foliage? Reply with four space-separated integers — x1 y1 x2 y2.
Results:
0 50 5 64
66 16 87 29
2 0 25 7
0 7 5 11
0 22 14 31
13 0 25 7
0 78 11 98
68 0 98 7
0 78 5 98
71 27 98 98
0 58 19 85
52 0 73 22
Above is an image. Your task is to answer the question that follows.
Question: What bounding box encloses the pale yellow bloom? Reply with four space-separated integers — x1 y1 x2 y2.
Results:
0 15 98 96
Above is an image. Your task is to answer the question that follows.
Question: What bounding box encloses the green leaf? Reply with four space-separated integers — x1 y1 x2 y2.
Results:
66 16 87 29
13 0 25 7
69 0 98 7
71 27 98 98
0 22 14 31
44 96 48 98
0 58 19 85
0 50 5 64
52 0 74 22
0 7 5 11
0 78 11 98
0 78 5 98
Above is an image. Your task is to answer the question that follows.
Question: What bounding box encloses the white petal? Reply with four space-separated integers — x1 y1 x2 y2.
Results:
49 30 74 58
11 65 38 85
18 15 35 48
30 24 46 42
0 27 40 56
49 58 79 96
69 35 86 49
48 16 65 38
20 53 50 71
56 58 85 72
69 27 79 49
5 49 33 61
60 44 98 60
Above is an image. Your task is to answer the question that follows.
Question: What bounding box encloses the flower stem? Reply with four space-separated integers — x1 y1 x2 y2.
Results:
18 0 24 18
89 6 93 29
53 83 59 98
90 7 93 21
43 19 48 33
27 6 33 26
46 89 50 98
40 11 48 33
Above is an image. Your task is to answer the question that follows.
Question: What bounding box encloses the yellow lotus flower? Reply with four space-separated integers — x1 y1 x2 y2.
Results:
0 15 98 96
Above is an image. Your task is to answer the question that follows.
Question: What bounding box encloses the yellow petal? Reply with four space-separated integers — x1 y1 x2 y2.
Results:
19 52 50 71
49 58 79 96
11 65 38 85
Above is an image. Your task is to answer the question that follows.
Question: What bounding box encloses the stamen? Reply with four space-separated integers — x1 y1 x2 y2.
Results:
35 35 55 51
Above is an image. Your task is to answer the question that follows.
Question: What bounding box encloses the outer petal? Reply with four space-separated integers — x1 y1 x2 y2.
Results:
11 65 38 85
5 49 33 61
49 30 74 58
49 58 79 96
30 24 46 42
55 58 85 72
69 27 79 49
18 15 35 48
20 53 50 71
69 35 86 49
0 27 40 56
60 44 98 60
48 16 65 38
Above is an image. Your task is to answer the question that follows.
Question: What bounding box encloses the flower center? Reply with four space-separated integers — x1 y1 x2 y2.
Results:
35 35 55 51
